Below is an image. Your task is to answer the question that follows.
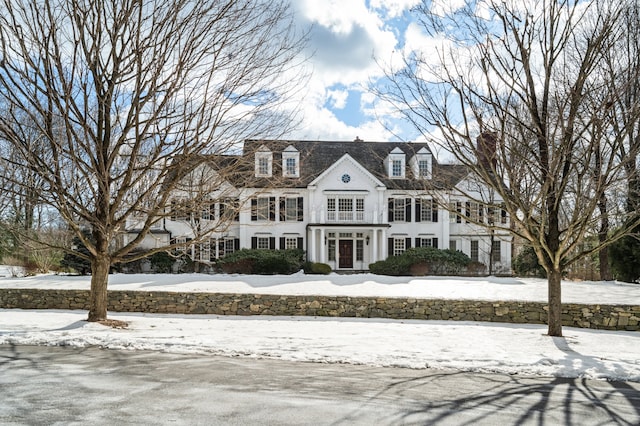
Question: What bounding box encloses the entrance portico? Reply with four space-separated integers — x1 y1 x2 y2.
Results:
307 224 390 271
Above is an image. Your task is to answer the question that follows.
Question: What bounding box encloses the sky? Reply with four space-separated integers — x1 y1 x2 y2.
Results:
2 267 640 383
284 0 424 143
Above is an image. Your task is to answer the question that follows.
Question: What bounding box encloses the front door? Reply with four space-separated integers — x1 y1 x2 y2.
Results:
338 240 353 269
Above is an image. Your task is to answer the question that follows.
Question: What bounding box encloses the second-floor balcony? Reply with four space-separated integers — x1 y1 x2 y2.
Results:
312 210 381 224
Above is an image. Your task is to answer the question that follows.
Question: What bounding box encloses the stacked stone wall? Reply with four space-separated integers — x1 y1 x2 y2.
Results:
1 288 638 331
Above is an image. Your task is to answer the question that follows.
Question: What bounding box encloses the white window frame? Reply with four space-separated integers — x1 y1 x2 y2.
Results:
470 240 479 262
255 151 273 177
491 240 501 263
257 237 270 250
285 237 298 250
285 197 298 221
256 197 270 221
420 198 433 222
392 198 406 222
393 238 406 256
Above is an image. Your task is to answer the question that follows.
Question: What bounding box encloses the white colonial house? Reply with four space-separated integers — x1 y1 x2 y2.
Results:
125 139 512 274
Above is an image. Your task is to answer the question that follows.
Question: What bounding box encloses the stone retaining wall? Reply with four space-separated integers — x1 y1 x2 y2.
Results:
1 288 639 331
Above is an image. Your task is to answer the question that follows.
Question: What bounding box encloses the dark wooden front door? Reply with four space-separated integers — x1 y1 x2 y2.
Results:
338 240 353 269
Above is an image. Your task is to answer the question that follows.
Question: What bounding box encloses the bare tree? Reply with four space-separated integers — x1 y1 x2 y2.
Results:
377 0 640 336
0 0 307 321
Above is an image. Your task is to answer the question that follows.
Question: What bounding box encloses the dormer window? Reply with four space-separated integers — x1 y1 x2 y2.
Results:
387 147 406 179
255 146 272 177
411 147 433 180
282 145 300 178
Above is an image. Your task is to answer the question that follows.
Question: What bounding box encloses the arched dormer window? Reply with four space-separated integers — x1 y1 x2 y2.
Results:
282 145 300 178
255 145 272 177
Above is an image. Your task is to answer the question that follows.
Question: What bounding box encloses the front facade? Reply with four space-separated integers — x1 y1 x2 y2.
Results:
127 139 512 274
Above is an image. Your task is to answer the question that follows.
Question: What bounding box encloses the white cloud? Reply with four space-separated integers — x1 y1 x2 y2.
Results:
326 89 349 109
369 0 421 19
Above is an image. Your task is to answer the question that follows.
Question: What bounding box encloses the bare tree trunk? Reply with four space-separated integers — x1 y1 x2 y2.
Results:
598 192 612 281
547 268 563 337
88 254 110 322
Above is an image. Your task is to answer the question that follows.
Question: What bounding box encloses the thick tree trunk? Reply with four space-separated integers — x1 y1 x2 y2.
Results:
547 268 563 337
598 192 613 281
88 255 110 322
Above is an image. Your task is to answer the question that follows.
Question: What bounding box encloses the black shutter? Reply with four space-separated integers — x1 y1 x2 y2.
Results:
269 237 276 250
388 238 393 256
415 199 421 223
388 200 394 222
279 198 286 222
297 197 304 221
279 237 285 249
405 199 412 222
432 200 438 222
432 238 438 249
251 198 257 221
405 237 411 249
217 239 224 259
234 238 240 250
269 197 276 221
415 237 421 248
465 202 471 223
251 237 257 249
233 199 240 221
297 237 304 249
218 201 225 220
170 200 176 221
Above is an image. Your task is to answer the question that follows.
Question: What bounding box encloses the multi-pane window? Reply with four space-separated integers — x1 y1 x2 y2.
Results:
470 240 479 262
257 197 270 221
420 199 432 222
356 198 364 221
449 240 457 251
328 239 336 261
393 238 406 256
356 240 364 261
170 199 190 221
285 158 296 176
491 240 501 263
285 198 298 221
338 198 353 221
449 201 462 223
418 238 433 248
199 242 212 262
257 237 270 250
418 160 430 178
392 198 406 222
327 197 364 222
285 237 298 250
258 157 269 175
392 159 403 177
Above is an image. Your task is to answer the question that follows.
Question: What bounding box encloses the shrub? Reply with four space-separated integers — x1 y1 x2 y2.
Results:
149 252 175 273
369 247 472 276
513 246 546 278
303 262 332 275
217 249 305 275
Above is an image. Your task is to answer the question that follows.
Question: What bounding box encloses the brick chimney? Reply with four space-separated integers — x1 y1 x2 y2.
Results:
477 132 497 170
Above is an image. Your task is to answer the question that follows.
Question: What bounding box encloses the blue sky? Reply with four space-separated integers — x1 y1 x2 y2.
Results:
286 0 425 143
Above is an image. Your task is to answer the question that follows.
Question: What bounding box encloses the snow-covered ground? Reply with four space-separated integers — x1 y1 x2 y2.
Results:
1 266 639 382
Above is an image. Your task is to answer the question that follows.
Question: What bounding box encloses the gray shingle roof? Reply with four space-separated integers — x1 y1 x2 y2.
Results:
236 139 468 190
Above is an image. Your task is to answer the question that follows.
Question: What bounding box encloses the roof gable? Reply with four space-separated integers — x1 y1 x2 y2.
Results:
309 153 385 189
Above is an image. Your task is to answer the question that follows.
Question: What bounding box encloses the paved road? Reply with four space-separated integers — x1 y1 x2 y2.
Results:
1 345 639 425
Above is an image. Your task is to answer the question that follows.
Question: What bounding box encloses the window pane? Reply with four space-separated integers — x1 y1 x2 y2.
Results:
285 157 296 176
356 240 364 261
257 198 269 220
285 198 297 221
328 239 336 261
285 237 298 249
492 241 501 262
257 237 270 249
393 199 405 221
470 240 479 262
392 160 402 176
393 238 405 256
421 199 432 222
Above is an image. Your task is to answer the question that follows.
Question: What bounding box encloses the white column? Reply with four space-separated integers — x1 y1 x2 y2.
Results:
320 228 326 263
371 229 378 263
381 228 387 259
309 228 316 261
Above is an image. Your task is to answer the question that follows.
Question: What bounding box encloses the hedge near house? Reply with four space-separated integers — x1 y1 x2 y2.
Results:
370 247 472 276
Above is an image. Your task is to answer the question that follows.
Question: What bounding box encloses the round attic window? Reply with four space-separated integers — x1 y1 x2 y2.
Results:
341 173 351 183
